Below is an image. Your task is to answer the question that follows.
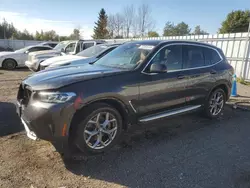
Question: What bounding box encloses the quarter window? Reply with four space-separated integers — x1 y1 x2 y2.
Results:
203 48 221 65
150 45 183 71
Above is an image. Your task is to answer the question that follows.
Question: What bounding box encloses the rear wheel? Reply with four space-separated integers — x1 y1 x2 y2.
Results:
74 103 123 154
2 59 16 70
204 88 226 118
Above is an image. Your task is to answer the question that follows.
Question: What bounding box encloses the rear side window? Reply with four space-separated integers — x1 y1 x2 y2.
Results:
203 48 222 65
83 42 94 50
183 45 205 68
48 43 57 48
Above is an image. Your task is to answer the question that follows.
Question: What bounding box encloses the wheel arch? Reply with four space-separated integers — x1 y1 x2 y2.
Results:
68 96 134 140
208 82 230 101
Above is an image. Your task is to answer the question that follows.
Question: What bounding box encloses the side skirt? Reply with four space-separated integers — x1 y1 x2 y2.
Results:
139 105 201 123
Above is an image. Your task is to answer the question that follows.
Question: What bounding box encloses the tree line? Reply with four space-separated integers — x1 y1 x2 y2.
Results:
0 19 81 41
93 7 250 39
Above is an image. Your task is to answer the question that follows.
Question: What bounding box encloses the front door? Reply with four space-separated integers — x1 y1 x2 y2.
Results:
138 44 189 116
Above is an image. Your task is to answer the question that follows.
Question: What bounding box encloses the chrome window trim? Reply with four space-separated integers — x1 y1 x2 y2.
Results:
141 43 223 75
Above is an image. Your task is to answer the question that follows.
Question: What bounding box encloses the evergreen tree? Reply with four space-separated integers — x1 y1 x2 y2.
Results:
92 8 109 39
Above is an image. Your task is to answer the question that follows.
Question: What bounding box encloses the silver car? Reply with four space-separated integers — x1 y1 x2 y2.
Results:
0 45 52 70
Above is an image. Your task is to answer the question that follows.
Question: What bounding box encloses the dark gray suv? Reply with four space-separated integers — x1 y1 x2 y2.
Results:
16 40 234 157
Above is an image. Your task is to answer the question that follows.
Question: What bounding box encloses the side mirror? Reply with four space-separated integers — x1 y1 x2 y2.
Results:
61 48 65 52
149 64 167 73
24 50 29 54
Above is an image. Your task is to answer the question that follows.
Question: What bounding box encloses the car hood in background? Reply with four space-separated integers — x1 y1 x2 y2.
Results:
48 57 96 68
29 50 61 58
41 55 86 66
23 64 124 90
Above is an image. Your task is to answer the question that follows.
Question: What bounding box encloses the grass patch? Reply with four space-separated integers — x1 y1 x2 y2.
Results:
236 77 250 86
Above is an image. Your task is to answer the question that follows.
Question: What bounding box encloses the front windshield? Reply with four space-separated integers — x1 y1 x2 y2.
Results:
94 43 155 69
53 41 70 50
77 44 108 57
15 46 30 53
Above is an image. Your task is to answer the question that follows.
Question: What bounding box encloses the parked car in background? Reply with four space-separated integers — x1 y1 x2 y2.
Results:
40 43 121 70
39 41 58 48
0 45 52 70
25 40 106 71
16 40 234 157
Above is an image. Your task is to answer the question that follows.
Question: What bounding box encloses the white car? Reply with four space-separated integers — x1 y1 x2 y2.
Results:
40 43 121 70
0 45 52 70
26 40 105 72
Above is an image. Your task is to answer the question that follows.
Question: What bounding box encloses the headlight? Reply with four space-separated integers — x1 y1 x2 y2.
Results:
38 92 76 103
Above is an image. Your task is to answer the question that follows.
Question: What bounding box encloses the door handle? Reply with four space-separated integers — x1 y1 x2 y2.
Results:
177 75 186 79
210 70 217 74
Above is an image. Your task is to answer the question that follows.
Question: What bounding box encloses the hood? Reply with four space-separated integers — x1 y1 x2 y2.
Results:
23 64 124 90
48 57 95 68
0 51 16 57
41 55 85 66
29 50 61 57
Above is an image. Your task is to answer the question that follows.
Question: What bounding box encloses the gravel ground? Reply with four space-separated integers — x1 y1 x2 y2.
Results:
0 68 250 188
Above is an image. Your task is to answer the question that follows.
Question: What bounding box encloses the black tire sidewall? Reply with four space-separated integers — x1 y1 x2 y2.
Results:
3 59 16 70
204 88 226 119
74 103 123 155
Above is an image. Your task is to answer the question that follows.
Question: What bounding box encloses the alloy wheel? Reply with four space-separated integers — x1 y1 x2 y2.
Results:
209 91 224 116
83 111 118 150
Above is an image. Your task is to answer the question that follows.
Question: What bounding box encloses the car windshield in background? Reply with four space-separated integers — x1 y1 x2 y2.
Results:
77 44 108 57
94 43 155 69
53 41 70 51
14 46 30 53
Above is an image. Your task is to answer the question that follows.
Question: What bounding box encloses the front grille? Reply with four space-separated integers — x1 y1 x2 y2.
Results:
17 84 32 105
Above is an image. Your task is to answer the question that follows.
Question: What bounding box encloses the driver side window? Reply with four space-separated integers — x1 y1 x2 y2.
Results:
151 45 183 71
65 43 76 53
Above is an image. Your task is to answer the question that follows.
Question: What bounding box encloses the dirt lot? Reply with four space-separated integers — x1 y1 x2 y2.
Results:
1 68 250 188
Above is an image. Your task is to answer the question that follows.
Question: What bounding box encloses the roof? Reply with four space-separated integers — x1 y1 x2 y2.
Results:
126 39 219 49
129 40 162 46
28 45 53 49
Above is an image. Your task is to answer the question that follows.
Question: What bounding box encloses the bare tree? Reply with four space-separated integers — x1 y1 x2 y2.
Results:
114 13 124 37
107 14 116 38
137 4 155 37
123 5 135 38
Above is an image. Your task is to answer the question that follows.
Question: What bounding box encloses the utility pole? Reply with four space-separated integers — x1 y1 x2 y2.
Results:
242 12 250 80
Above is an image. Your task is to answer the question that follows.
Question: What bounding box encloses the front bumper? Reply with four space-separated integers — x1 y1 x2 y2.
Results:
16 98 76 153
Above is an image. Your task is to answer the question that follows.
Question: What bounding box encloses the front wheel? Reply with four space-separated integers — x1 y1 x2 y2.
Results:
204 88 226 119
74 103 123 154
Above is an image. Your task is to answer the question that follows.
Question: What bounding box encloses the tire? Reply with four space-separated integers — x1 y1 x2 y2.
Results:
74 103 123 155
204 88 226 119
2 59 16 70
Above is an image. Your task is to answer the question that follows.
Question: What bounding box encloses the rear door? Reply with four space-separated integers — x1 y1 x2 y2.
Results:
138 44 189 116
182 45 218 105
